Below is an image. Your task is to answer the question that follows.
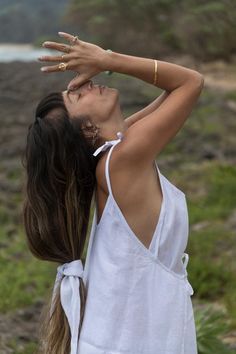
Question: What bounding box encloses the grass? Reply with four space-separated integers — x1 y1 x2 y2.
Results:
176 162 236 224
225 90 236 101
0 225 55 313
8 339 38 354
187 227 234 299
195 306 235 354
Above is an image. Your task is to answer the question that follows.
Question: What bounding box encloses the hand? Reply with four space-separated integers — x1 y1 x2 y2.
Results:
38 31 108 90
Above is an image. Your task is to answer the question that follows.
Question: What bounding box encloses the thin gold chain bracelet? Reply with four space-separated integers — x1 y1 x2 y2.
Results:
153 59 158 85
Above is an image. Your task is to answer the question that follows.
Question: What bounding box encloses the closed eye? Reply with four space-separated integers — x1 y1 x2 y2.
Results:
66 90 81 102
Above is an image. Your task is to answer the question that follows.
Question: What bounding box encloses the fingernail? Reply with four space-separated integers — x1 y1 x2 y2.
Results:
41 67 47 72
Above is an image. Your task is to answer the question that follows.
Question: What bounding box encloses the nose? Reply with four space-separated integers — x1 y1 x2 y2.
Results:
80 80 93 92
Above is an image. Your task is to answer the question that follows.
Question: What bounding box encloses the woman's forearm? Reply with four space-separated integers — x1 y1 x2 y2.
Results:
124 90 170 128
104 51 203 91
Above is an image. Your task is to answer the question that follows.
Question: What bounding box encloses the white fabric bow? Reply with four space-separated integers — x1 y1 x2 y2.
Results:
50 259 84 354
93 131 124 157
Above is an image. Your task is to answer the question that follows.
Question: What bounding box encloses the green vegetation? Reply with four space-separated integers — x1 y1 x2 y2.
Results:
187 164 236 223
66 0 236 61
188 225 234 299
195 306 234 354
8 339 38 354
0 225 55 314
225 90 236 101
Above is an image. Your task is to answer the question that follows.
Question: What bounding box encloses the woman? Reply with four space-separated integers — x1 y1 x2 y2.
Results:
22 31 204 354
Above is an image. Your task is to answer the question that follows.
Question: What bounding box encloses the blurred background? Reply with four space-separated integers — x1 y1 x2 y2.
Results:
0 0 235 353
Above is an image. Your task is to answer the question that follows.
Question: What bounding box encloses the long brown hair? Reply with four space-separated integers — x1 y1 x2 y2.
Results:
21 92 100 353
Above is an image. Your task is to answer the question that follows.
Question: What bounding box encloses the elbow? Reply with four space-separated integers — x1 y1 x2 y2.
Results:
188 71 205 91
195 73 204 90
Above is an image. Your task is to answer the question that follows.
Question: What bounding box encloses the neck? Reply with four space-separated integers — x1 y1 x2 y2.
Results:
99 106 127 142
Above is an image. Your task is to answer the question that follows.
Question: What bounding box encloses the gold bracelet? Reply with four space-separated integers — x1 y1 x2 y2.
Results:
153 59 158 85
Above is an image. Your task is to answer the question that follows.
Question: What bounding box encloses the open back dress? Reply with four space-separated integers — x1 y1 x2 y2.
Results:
78 131 198 354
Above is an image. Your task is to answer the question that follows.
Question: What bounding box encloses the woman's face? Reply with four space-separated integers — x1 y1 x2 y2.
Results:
62 80 119 125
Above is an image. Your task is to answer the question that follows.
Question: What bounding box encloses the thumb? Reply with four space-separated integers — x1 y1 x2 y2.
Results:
67 74 88 91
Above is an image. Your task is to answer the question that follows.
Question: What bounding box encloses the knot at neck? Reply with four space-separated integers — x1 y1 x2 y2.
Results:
93 131 124 157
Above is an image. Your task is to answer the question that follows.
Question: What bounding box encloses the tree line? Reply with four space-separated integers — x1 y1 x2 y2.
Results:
65 0 236 62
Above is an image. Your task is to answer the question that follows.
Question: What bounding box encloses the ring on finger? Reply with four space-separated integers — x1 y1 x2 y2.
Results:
69 35 79 50
72 35 79 45
58 62 68 71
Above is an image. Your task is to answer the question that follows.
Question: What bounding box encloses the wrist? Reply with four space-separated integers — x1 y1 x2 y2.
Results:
105 50 122 73
99 49 123 75
98 49 113 72
104 49 113 75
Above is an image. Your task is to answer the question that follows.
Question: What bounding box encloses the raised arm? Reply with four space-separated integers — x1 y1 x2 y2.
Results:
104 51 204 165
124 90 170 129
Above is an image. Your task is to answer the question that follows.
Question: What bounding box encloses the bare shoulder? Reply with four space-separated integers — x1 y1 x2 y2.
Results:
95 142 154 196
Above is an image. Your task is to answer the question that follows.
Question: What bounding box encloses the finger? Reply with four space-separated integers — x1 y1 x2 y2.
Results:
58 31 82 45
67 75 89 90
38 53 77 62
40 63 72 73
42 41 71 53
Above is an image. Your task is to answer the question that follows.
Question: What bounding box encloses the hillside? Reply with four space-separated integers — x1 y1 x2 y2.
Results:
0 0 75 43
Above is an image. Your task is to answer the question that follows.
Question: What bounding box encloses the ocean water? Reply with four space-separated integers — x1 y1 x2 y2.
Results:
0 43 55 62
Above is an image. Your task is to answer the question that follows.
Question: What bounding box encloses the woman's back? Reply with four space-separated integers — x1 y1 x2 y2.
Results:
95 138 164 250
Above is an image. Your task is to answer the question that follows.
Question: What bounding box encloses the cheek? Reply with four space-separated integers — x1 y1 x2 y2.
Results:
83 95 106 111
78 94 115 119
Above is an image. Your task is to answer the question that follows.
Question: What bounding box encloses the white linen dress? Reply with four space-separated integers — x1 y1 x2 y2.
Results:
78 131 198 354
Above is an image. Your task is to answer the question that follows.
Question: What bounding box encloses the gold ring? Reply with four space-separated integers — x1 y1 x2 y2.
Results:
58 62 68 71
71 35 79 46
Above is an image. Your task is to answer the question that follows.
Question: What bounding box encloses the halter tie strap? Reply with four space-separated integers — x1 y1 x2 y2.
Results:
93 131 124 156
